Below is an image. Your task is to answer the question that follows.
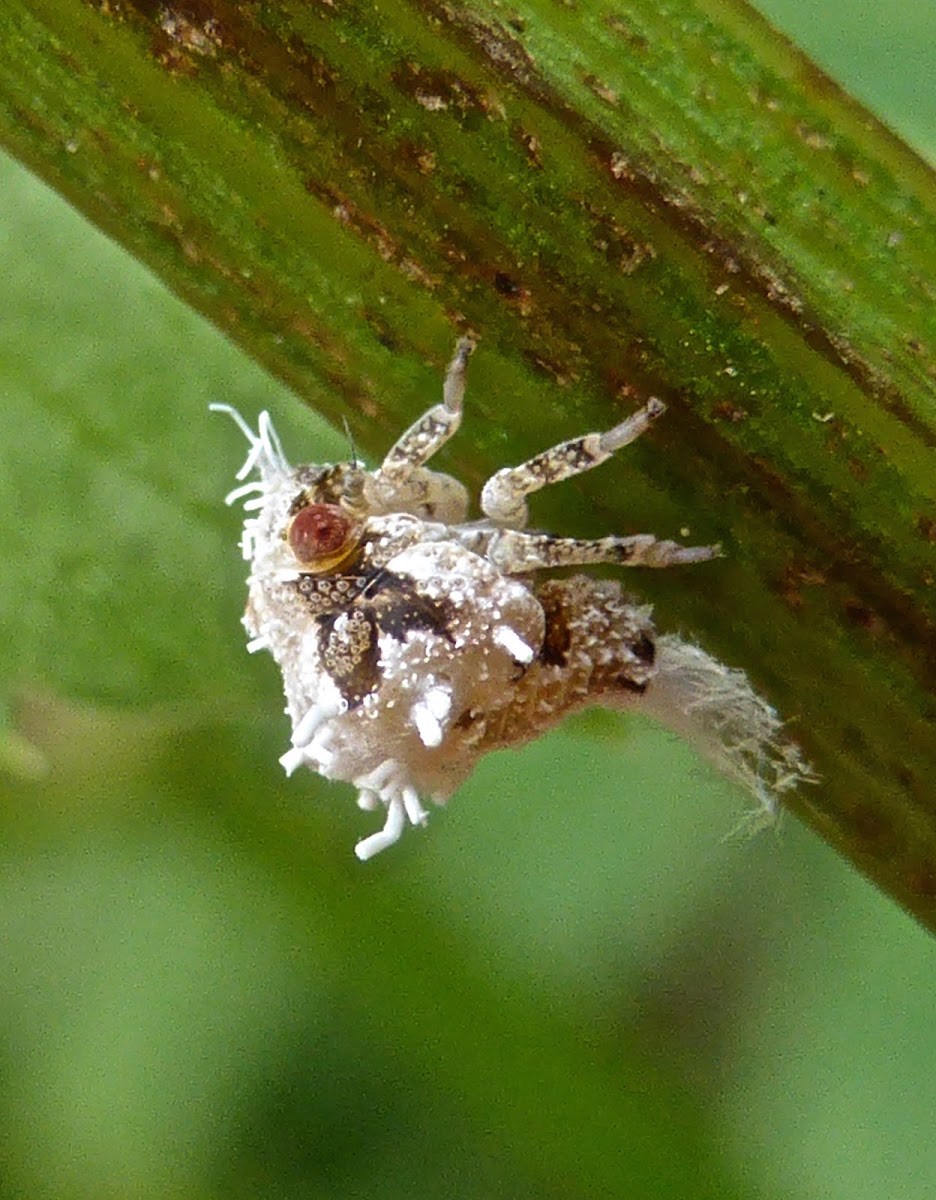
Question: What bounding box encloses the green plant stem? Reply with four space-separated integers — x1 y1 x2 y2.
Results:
1 0 934 929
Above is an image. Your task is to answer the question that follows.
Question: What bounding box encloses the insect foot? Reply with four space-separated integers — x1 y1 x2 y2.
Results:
213 343 812 859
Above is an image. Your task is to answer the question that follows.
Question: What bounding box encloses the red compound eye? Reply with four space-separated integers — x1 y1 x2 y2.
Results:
287 504 356 565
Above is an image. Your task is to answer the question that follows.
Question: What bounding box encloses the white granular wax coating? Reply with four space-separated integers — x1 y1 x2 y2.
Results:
213 340 812 860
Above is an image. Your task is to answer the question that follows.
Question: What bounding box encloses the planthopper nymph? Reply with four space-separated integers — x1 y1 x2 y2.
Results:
213 340 811 860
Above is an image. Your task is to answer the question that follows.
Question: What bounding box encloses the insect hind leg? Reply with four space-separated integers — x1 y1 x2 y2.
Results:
488 529 721 574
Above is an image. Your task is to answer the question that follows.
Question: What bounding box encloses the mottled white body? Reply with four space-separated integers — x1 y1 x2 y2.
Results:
214 341 811 859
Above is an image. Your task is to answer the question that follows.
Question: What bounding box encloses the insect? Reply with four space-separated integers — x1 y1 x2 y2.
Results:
213 340 810 860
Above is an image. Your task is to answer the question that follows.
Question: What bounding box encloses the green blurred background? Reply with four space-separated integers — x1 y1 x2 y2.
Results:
1 2 934 1198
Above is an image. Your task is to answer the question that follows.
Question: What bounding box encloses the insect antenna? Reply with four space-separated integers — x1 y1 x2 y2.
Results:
341 415 362 467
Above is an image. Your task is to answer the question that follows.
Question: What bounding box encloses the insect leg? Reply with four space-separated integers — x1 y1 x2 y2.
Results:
480 398 665 528
378 338 474 483
488 529 721 573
